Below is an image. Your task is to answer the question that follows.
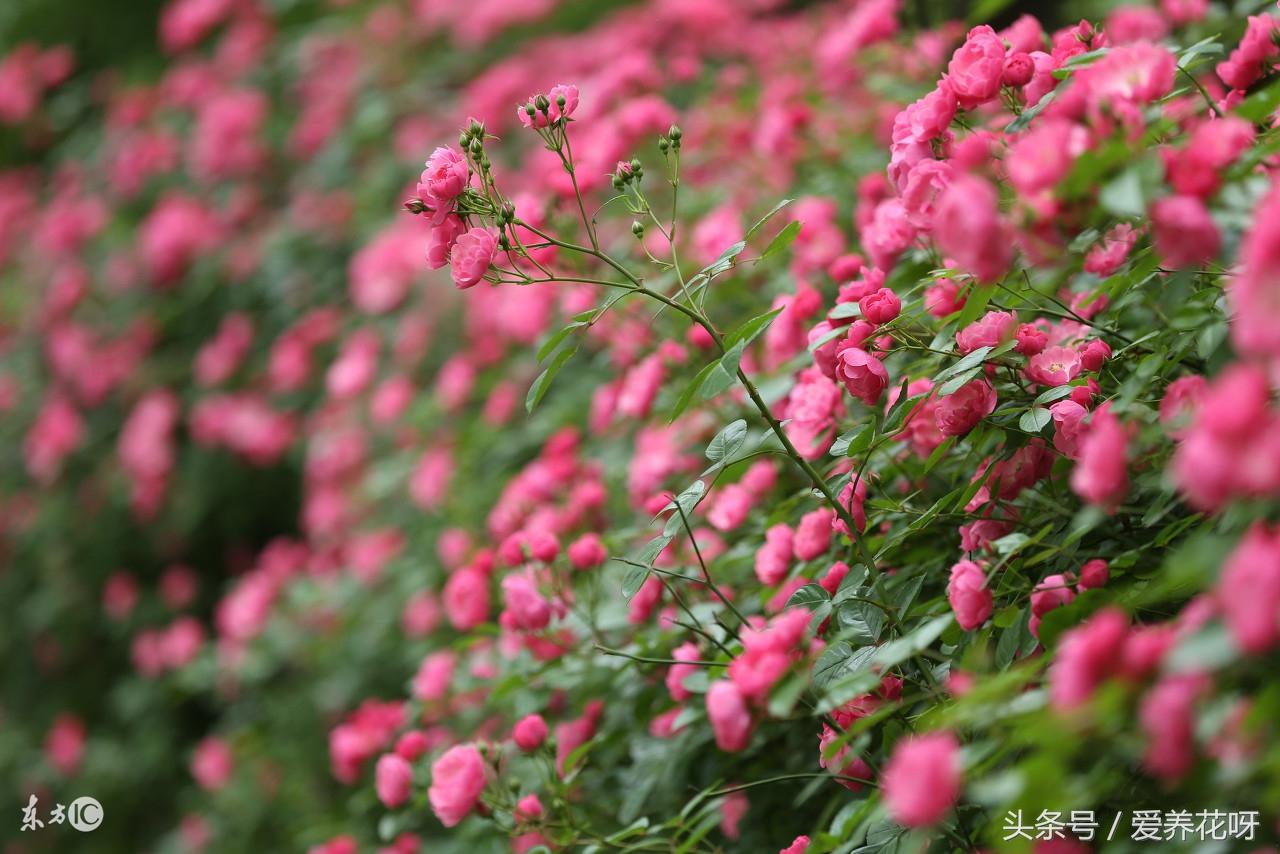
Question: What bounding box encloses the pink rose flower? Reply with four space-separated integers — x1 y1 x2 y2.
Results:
946 25 1006 108
428 744 489 827
947 560 992 630
1049 399 1088 459
547 84 579 122
956 310 1015 354
1151 195 1220 269
1070 405 1129 508
933 174 1011 283
419 146 469 203
1026 345 1082 387
935 379 996 437
1216 523 1280 653
858 287 901 324
376 753 414 808
1078 559 1109 591
882 732 961 826
1049 608 1128 710
513 714 549 752
834 346 889 405
450 228 497 289
707 680 753 752
426 214 465 270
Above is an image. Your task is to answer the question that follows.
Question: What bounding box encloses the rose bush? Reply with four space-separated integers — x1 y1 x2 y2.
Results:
3 0 1280 852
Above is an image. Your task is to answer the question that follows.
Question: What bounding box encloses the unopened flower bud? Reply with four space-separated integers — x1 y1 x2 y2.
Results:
535 94 551 113
403 198 427 214
1003 52 1035 88
612 174 625 191
502 202 515 222
469 119 484 136
668 124 682 141
658 137 670 153
631 221 645 237
458 131 470 148
629 158 641 172
470 138 484 156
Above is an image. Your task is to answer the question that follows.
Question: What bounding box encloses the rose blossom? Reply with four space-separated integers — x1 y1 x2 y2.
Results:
947 560 992 630
428 744 489 827
450 228 496 289
881 732 961 826
935 380 996 437
834 346 888 405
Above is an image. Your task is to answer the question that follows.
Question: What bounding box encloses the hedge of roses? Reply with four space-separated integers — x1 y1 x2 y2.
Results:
4 0 1280 851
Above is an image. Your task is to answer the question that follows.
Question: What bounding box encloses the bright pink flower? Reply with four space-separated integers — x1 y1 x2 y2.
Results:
192 737 234 791
1050 608 1128 710
707 680 752 752
935 380 996 437
945 25 1006 109
755 524 795 586
1216 523 1280 653
1030 574 1075 623
1158 375 1207 438
411 651 456 702
793 508 834 560
547 84 579 122
567 533 607 570
666 642 701 702
1140 674 1208 782
834 346 888 405
428 744 489 827
1152 195 1220 269
858 287 901 324
933 174 1011 283
1070 405 1129 508
1026 346 1082 387
780 835 810 854
1049 399 1088 459
443 567 490 630
512 714 549 752
882 732 961 826
376 754 414 808
418 146 469 203
1078 559 1109 591
426 214 465 270
947 560 992 630
501 571 552 631
818 724 872 790
450 228 496 289
956 310 1015 354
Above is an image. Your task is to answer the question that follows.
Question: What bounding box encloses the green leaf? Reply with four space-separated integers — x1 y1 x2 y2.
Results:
833 424 876 458
662 480 707 536
786 583 832 611
1004 86 1060 134
744 198 794 240
536 319 588 362
1019 407 1052 433
700 341 745 400
836 600 885 645
1032 385 1076 406
725 307 785 350
936 345 993 382
937 367 982 396
669 361 720 421
620 564 649 599
526 345 578 412
705 419 748 466
759 220 803 261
